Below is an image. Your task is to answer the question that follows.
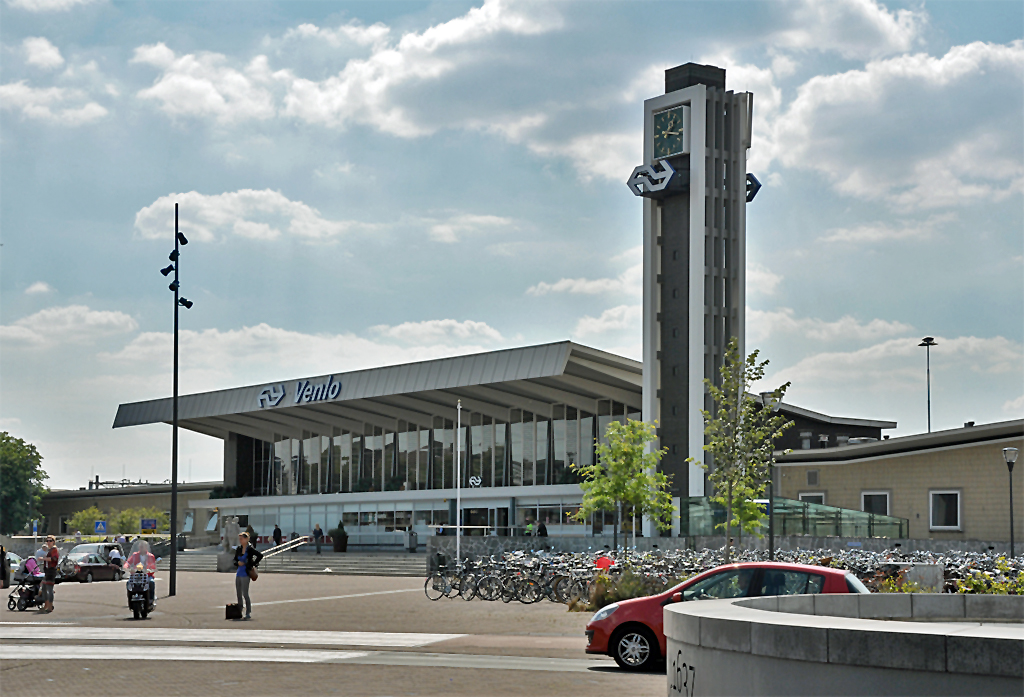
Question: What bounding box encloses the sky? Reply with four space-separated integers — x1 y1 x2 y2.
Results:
1 0 1021 490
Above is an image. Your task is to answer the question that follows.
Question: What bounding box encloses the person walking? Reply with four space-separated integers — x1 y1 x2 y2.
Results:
74 530 82 544
245 524 258 549
232 532 263 620
537 519 548 537
272 524 283 548
312 524 324 555
40 535 59 613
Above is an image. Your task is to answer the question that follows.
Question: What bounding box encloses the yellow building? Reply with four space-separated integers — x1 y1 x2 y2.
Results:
777 420 1023 545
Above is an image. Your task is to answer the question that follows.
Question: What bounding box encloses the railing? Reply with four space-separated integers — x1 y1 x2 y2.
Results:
258 536 309 570
679 497 909 538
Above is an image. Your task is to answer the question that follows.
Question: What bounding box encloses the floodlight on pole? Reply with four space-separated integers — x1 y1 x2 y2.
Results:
161 202 195 597
918 337 937 432
1005 447 1019 558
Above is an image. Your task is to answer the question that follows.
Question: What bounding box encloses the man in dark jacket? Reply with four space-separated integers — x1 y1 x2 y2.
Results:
272 525 283 548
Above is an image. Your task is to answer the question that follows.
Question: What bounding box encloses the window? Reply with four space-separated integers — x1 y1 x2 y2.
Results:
683 568 756 601
204 512 219 533
182 511 194 534
806 470 819 486
759 571 826 596
930 490 961 530
862 492 889 516
800 431 812 450
799 493 824 505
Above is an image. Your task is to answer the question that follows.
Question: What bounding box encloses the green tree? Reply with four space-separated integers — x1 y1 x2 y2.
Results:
0 432 49 535
67 506 106 536
689 338 793 562
572 420 675 549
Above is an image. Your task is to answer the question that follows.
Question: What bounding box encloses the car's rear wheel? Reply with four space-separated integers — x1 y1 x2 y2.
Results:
612 626 658 671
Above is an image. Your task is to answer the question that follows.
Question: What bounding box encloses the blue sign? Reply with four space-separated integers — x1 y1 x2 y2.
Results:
140 518 158 531
94 520 107 534
32 520 37 535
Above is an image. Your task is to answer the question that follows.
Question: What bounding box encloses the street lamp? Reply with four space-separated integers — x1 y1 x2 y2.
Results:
1005 447 1019 558
918 337 937 432
760 391 781 561
162 203 193 597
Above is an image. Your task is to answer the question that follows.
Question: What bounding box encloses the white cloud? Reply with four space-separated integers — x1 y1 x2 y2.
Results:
771 41 1024 208
23 37 64 69
772 0 924 59
573 304 642 337
763 335 1022 390
5 0 98 11
0 81 108 124
131 43 276 123
428 214 514 243
747 263 782 296
24 281 55 295
747 307 913 345
1 305 137 346
528 246 641 297
1004 394 1024 415
282 21 390 48
134 189 373 242
821 213 957 243
278 0 563 136
371 319 503 344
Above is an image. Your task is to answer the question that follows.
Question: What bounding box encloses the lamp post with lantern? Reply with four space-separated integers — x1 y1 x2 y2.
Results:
1004 447 1019 558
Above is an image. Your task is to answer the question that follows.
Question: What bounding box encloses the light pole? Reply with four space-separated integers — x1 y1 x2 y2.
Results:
1004 447 1019 558
159 203 193 596
456 400 462 567
918 337 937 432
760 391 781 561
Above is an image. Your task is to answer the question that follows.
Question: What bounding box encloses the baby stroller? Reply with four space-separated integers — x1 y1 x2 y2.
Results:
6 558 44 612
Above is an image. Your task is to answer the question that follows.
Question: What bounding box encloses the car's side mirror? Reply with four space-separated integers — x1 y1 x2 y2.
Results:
672 592 683 603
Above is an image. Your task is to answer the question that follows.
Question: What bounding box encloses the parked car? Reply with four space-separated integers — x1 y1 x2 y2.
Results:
65 552 122 583
70 542 124 565
6 552 24 581
585 562 870 671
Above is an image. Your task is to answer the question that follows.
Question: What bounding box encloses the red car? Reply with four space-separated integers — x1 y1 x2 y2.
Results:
586 561 870 670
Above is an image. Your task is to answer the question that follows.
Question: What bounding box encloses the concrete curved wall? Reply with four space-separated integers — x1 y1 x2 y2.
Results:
664 593 1023 696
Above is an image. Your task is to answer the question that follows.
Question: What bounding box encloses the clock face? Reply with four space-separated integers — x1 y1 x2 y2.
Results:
653 105 686 159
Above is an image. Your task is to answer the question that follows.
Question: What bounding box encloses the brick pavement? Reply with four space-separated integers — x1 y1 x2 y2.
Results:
0 572 663 696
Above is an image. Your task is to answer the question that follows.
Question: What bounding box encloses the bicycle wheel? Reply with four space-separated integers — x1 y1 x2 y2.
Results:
459 573 477 601
424 573 446 601
568 579 588 605
551 576 570 604
475 575 501 601
516 578 541 604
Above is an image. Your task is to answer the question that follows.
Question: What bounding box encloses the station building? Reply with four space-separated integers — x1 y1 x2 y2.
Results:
112 340 904 544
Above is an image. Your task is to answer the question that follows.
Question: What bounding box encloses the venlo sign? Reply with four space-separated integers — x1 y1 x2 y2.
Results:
256 375 341 409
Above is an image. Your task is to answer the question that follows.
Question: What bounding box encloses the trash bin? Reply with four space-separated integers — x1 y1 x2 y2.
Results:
405 530 418 553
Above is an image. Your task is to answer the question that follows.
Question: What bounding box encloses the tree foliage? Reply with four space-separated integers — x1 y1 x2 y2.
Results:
66 505 169 536
0 432 48 535
573 420 675 547
689 338 793 561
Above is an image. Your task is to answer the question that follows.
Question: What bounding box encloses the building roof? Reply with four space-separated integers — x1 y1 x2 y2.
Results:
778 419 1023 464
774 400 897 430
112 341 642 441
44 481 222 500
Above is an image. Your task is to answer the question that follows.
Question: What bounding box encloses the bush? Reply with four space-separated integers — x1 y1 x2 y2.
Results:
956 557 1024 595
328 521 347 539
587 570 689 610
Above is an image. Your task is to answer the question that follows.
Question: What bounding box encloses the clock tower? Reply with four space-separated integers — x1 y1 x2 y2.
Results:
628 63 754 515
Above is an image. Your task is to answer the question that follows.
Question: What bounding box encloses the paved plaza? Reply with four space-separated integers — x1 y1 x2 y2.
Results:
0 571 662 696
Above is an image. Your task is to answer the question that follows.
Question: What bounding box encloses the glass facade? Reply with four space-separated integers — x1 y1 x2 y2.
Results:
234 400 639 497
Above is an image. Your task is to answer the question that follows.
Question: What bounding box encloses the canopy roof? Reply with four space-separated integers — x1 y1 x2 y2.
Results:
113 341 642 441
